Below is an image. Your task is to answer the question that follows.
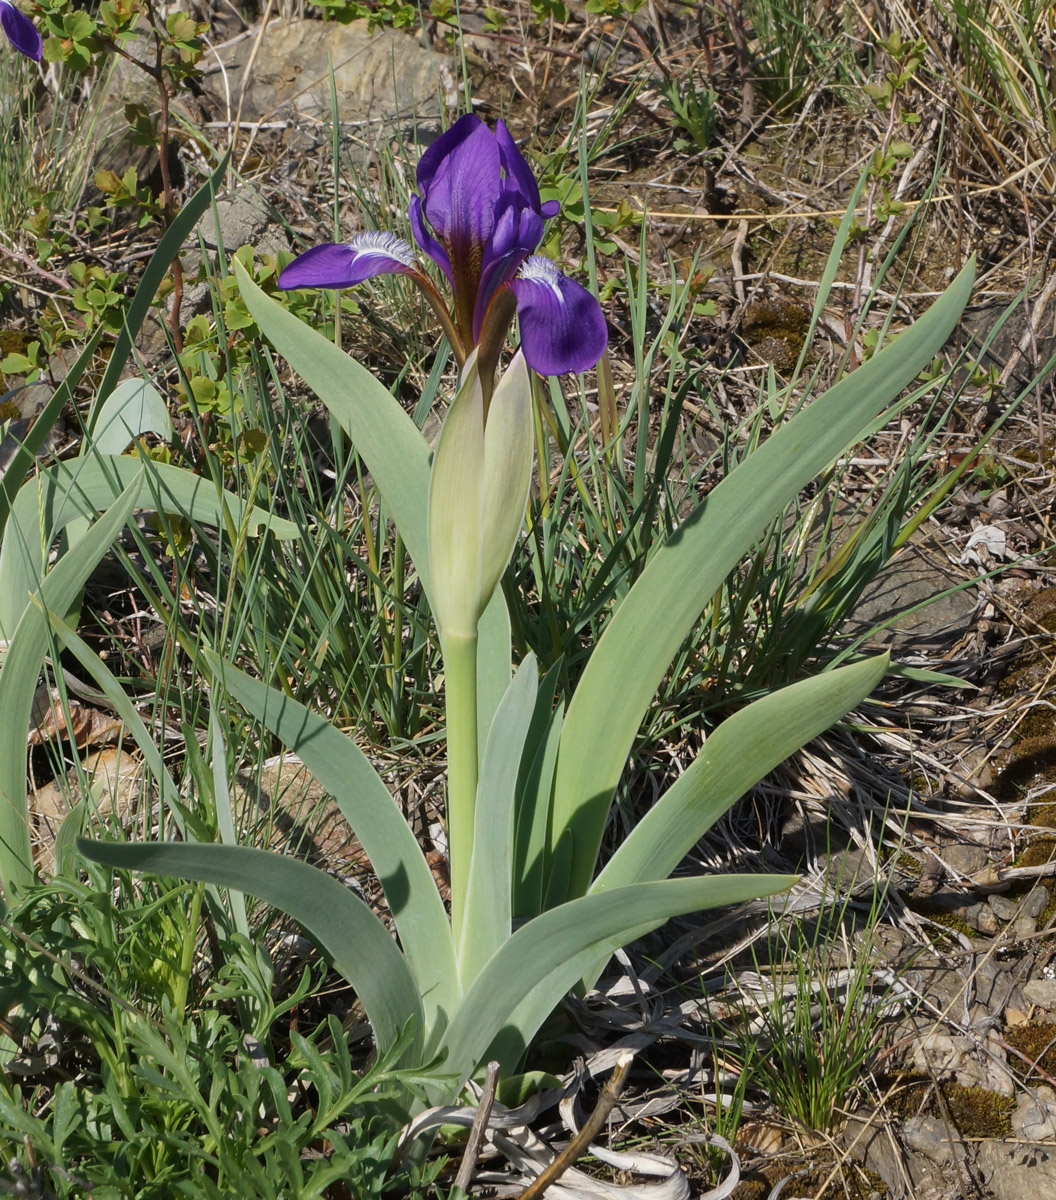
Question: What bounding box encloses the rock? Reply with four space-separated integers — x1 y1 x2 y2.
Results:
844 534 979 653
1012 915 1039 938
1024 885 1050 919
1024 979 1056 1009
1011 1087 1056 1140
911 1030 1015 1096
989 893 1021 921
976 1138 1056 1200
942 840 989 877
207 19 455 148
902 1115 965 1164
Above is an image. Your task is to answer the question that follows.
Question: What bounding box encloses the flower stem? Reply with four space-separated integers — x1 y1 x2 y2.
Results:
444 630 479 947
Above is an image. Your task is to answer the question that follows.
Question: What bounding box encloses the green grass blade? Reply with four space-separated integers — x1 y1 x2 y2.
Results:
459 655 538 984
591 655 889 894
88 151 231 427
0 327 105 541
0 455 298 639
441 872 797 1084
202 651 458 1035
0 476 142 902
76 839 423 1057
550 260 976 898
233 261 433 591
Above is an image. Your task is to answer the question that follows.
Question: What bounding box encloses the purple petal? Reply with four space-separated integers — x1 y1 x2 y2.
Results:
1 1 42 61
510 256 608 376
473 201 543 338
418 116 501 264
495 120 544 210
277 234 416 290
410 195 453 285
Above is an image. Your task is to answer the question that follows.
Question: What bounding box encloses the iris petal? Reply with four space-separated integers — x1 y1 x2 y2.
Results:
419 115 501 262
510 256 608 376
410 195 453 284
278 234 416 290
0 0 42 60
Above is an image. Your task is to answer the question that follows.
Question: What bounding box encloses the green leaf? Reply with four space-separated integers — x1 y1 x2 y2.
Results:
459 655 539 983
87 378 173 455
428 351 532 641
0 476 143 902
550 260 976 899
233 260 433 592
0 455 298 640
76 839 424 1057
89 152 231 426
590 656 888 890
440 872 797 1083
202 652 458 1039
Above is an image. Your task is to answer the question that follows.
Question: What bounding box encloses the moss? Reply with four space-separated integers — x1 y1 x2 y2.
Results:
741 297 810 371
729 1161 888 1199
1005 1022 1056 1081
0 329 30 356
907 899 976 939
0 400 20 422
880 1075 1013 1138
944 1084 1014 1138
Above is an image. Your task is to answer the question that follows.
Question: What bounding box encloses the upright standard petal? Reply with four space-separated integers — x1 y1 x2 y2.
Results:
510 256 608 376
278 233 417 290
0 0 42 60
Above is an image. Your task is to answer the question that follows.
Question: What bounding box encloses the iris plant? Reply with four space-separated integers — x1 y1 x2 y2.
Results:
0 0 41 60
278 113 608 383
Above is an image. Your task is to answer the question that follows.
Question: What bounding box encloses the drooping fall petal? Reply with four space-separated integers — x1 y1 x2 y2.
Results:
510 256 608 376
278 234 417 290
0 0 42 60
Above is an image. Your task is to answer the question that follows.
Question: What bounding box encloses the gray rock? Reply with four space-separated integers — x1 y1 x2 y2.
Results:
1023 979 1056 1009
902 1115 965 1164
207 19 455 146
1012 915 1039 939
1024 885 1050 919
942 840 989 877
1011 1088 1056 1141
976 1138 1056 1200
989 893 1021 921
844 534 978 652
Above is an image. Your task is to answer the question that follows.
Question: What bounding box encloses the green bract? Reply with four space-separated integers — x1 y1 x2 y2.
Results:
80 251 975 1107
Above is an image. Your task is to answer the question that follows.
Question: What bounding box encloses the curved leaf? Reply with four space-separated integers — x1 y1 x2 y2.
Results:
550 260 976 898
0 477 143 901
77 839 424 1057
202 651 458 1036
0 455 298 640
440 872 796 1084
592 654 889 893
233 261 433 591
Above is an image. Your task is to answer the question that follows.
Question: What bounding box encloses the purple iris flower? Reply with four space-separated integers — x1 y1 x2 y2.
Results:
278 113 607 378
0 0 42 61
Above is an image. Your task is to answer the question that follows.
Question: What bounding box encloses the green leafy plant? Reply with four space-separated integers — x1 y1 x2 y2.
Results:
80 235 975 1112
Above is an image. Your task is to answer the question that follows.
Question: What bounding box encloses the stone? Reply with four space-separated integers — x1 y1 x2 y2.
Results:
942 840 989 877
1024 885 1050 919
1012 915 1038 939
976 1139 1056 1200
844 533 979 653
1024 979 1056 1009
902 1115 965 1164
208 19 455 146
1011 1088 1056 1141
989 893 1021 921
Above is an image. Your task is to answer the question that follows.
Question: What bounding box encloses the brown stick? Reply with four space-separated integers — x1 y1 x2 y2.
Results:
515 1050 634 1200
454 1060 500 1193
